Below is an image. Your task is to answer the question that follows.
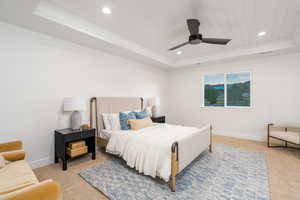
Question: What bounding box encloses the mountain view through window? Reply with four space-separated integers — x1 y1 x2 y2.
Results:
204 72 251 107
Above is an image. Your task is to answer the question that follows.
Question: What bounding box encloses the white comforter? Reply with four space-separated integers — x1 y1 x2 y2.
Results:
106 123 210 181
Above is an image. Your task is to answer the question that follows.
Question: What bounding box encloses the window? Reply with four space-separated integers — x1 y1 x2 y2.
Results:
203 72 251 107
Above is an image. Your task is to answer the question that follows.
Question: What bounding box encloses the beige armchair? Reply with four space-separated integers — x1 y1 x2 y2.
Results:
267 124 300 158
0 141 62 200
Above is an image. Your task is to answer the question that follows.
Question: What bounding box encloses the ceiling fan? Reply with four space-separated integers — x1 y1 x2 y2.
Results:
169 19 231 51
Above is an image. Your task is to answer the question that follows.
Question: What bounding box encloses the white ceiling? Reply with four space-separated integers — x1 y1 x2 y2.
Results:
0 0 300 68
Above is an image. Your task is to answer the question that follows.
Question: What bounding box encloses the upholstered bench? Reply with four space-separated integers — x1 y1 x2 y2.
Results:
267 124 300 158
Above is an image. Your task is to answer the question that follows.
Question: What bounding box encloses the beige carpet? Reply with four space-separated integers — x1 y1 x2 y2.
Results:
34 135 300 200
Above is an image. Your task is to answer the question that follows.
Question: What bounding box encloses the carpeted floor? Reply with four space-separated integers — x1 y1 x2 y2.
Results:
34 135 300 200
79 144 269 200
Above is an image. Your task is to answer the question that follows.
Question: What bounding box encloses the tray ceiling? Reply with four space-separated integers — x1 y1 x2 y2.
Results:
0 0 300 68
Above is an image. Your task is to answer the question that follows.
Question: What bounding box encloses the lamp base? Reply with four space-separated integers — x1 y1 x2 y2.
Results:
152 106 161 118
71 111 81 130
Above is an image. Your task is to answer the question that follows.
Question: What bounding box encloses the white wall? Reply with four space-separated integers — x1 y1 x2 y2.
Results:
166 53 300 141
1 20 300 169
0 22 166 168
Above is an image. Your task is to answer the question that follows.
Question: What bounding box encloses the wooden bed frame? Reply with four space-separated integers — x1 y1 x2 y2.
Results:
90 97 212 192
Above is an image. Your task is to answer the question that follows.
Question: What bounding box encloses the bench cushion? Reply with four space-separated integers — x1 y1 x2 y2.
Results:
270 131 300 144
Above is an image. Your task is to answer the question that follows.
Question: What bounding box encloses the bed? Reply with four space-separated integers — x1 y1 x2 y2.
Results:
90 97 212 191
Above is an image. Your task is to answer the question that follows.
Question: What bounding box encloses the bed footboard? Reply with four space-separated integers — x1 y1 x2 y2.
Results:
170 125 212 192
171 142 179 191
209 125 212 152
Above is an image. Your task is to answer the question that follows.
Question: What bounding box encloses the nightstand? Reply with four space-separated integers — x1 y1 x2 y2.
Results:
55 128 96 171
151 116 165 123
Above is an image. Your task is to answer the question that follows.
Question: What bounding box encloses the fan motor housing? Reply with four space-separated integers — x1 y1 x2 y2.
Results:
189 34 202 44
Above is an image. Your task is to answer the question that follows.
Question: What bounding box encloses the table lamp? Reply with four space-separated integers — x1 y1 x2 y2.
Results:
150 97 161 117
63 97 86 130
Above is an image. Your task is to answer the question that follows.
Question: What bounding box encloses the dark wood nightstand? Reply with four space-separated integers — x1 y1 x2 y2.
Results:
151 116 165 123
55 128 96 171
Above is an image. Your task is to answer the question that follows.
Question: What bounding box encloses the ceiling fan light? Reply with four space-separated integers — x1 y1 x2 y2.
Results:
176 51 182 55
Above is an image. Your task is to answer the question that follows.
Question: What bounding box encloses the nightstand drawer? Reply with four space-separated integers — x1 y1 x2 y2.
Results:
81 131 95 139
63 132 81 142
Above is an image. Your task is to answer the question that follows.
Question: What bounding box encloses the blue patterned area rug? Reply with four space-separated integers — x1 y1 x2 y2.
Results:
79 144 270 200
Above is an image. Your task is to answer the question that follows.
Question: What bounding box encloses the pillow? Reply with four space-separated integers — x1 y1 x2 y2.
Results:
102 114 112 130
145 106 153 117
110 114 121 130
128 117 153 130
134 109 149 119
119 112 136 130
102 113 121 131
0 154 10 169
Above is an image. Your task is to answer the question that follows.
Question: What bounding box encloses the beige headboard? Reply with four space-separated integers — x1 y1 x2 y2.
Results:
90 97 143 137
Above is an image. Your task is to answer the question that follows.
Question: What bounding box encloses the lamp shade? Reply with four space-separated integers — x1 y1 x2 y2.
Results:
149 97 160 106
154 97 160 106
63 97 86 111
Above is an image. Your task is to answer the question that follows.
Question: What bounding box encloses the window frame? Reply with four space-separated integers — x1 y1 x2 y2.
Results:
202 71 253 109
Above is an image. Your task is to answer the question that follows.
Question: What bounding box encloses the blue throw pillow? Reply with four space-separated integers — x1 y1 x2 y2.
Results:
119 112 136 130
134 109 149 119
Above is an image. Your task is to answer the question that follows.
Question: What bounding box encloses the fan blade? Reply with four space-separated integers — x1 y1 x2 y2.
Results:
168 41 190 51
187 19 200 35
202 38 231 45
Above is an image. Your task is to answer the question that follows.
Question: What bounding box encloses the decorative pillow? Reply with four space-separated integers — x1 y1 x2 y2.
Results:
0 154 10 169
102 113 121 131
134 109 149 119
119 112 136 130
128 117 153 130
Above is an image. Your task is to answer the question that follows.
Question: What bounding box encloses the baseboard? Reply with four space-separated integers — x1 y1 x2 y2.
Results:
213 130 266 142
29 156 53 169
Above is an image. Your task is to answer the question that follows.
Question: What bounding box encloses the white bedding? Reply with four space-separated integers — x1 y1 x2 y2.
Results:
100 123 160 139
106 123 211 181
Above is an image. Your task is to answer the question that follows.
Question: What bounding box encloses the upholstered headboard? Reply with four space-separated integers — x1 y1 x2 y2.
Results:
90 97 143 137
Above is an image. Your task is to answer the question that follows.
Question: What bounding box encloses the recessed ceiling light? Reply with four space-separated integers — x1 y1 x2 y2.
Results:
176 51 182 55
102 7 111 15
258 31 266 37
